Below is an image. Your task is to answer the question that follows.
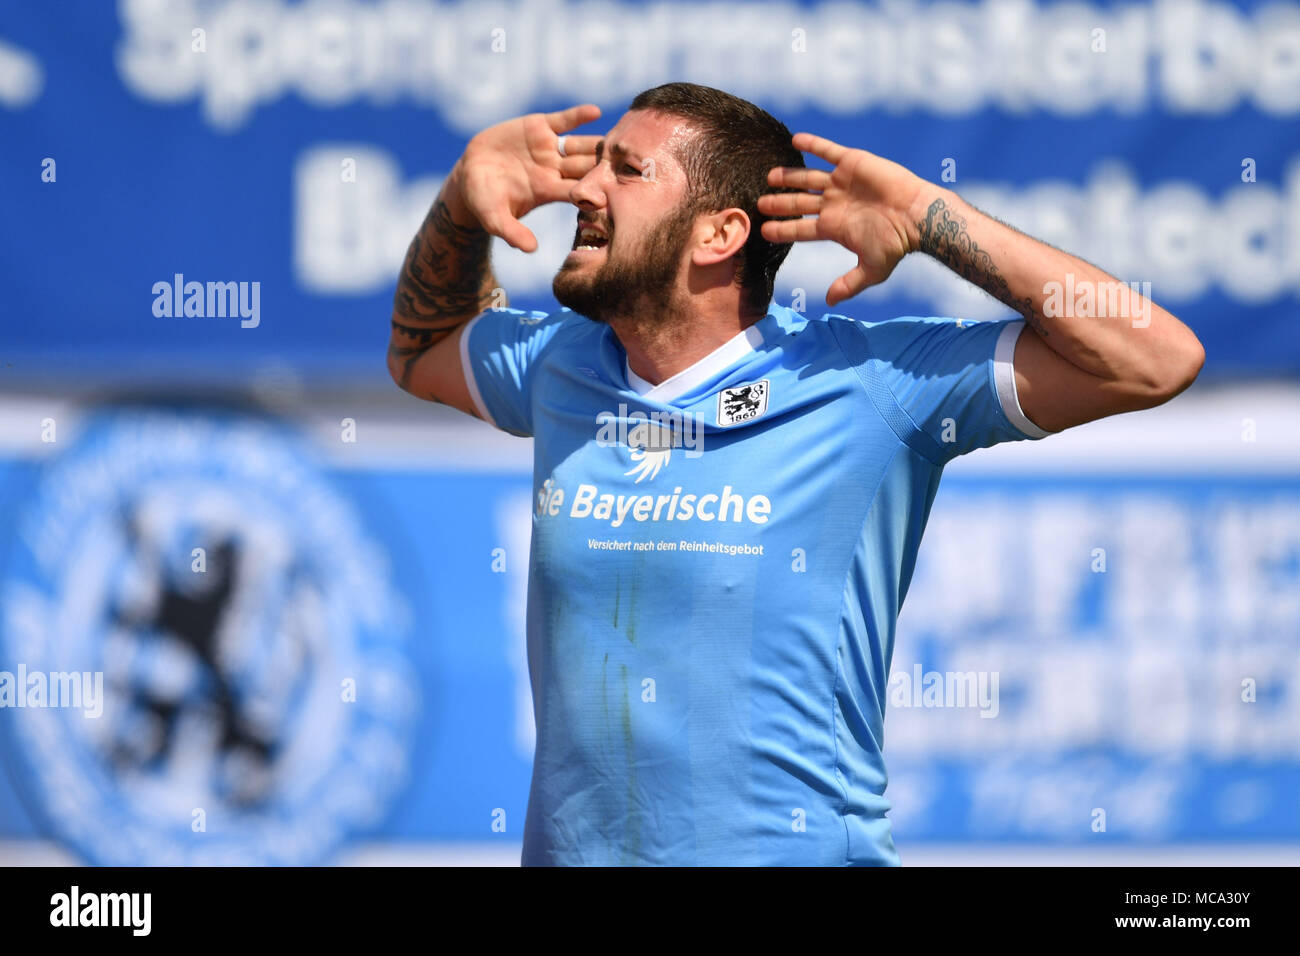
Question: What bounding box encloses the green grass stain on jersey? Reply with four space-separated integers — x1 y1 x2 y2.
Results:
619 662 640 865
624 571 638 644
611 570 620 629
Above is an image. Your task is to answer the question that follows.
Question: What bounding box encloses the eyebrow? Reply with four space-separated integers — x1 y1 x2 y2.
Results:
594 140 629 165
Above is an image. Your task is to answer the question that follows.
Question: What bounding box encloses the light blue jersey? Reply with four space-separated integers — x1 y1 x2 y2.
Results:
459 303 1050 865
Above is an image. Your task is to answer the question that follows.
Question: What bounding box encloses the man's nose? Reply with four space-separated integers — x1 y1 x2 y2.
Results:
568 166 607 209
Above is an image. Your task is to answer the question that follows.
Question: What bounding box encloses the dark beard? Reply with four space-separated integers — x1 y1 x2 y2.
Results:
552 205 696 324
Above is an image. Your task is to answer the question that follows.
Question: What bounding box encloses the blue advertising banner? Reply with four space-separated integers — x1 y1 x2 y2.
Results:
3 0 1300 383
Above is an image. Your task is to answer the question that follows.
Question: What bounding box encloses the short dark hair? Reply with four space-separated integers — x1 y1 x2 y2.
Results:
628 82 804 313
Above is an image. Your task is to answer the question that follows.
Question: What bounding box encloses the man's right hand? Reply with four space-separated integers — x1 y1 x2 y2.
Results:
452 103 603 252
389 103 603 414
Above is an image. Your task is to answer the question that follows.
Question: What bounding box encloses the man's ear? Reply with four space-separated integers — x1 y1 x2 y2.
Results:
691 208 750 267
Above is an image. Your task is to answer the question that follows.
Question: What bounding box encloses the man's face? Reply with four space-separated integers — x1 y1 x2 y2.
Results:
552 110 699 323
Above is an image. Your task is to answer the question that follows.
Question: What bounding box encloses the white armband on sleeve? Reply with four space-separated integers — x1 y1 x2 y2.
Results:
457 311 499 428
993 320 1053 439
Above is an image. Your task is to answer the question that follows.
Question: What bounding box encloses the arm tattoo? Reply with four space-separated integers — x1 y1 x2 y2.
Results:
916 197 1048 339
389 198 498 388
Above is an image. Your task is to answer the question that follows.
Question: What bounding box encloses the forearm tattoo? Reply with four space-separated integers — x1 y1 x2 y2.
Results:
916 197 1048 339
389 198 497 387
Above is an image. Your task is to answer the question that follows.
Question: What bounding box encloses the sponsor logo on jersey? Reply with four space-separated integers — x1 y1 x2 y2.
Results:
595 405 706 483
717 380 770 426
623 419 675 483
536 477 770 527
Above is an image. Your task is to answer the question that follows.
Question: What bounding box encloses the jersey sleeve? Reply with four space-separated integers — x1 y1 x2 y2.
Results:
458 307 569 437
830 314 1054 465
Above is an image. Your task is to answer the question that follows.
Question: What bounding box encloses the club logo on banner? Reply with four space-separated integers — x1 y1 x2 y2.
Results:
0 406 419 865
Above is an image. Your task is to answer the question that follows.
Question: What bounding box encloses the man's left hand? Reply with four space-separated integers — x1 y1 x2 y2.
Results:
758 133 932 307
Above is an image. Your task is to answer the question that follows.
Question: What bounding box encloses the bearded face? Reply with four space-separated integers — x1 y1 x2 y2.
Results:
552 201 699 324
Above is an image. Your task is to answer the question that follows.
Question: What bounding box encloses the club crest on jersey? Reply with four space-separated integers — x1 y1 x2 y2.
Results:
717 380 770 427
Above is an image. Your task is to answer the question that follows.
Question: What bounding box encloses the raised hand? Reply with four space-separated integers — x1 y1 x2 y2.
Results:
455 104 604 252
757 133 928 307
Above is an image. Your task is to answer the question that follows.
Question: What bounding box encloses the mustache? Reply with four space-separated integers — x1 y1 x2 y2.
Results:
576 212 612 234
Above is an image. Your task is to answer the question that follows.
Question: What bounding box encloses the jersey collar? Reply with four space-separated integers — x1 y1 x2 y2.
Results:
624 323 766 404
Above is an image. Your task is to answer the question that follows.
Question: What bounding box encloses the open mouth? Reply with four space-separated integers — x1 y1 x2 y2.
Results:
572 222 609 251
